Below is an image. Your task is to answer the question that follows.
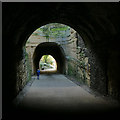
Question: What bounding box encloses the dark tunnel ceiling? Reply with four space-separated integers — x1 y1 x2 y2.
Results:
3 3 120 49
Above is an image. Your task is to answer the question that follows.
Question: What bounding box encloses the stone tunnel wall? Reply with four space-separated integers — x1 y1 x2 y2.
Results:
16 47 32 94
88 49 107 94
65 33 91 87
107 35 120 100
3 3 120 106
16 59 27 92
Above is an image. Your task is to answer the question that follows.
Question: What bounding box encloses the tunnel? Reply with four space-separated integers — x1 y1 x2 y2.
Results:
33 42 66 74
2 2 120 119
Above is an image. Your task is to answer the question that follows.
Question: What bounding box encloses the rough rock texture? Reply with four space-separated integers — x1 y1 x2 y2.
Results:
2 3 120 115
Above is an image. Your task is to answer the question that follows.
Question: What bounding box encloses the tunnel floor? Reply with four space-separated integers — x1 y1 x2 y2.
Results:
13 74 120 118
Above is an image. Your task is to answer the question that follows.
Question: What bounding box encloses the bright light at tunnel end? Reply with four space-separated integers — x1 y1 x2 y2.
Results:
39 55 57 73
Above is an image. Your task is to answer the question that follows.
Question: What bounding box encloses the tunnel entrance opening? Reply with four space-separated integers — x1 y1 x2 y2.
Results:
39 55 57 74
14 21 109 101
32 42 66 75
25 23 91 87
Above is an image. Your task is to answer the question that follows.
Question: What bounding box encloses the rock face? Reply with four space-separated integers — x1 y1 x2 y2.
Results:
2 3 120 110
25 26 91 87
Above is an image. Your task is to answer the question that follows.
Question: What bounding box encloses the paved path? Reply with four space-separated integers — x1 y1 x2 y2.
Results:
14 74 120 117
31 74 77 87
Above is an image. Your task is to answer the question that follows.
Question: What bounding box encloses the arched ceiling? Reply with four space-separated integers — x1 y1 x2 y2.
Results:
3 3 120 50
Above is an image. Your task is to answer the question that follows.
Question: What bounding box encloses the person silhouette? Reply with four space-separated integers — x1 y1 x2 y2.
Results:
37 69 40 80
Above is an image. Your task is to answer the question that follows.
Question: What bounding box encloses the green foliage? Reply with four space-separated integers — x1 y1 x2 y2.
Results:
38 23 70 39
32 32 39 36
42 55 49 63
40 55 56 70
67 63 76 76
26 40 30 43
40 55 55 64
51 27 68 32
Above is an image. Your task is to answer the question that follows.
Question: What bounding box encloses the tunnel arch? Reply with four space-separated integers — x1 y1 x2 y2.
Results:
33 42 66 74
3 3 120 107
25 21 107 94
11 5 108 95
